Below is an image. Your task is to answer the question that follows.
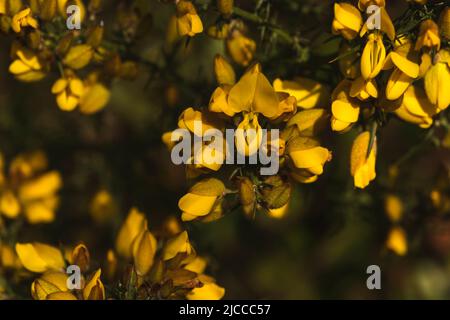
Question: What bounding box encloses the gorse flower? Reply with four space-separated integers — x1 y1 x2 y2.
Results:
0 151 62 224
164 55 331 222
11 8 38 33
350 131 376 189
175 0 203 37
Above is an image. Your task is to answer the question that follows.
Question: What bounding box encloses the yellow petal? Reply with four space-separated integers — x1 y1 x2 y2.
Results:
63 45 93 69
18 171 62 202
0 190 21 218
273 78 330 109
332 99 360 123
386 227 407 256
187 280 225 300
51 78 68 94
83 269 105 300
214 54 235 85
228 66 279 118
24 196 58 224
79 83 110 114
163 231 191 261
132 229 157 276
386 68 413 101
16 242 65 273
115 207 147 259
178 193 217 217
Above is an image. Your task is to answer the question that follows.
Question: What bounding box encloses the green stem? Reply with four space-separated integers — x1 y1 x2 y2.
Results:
233 7 295 44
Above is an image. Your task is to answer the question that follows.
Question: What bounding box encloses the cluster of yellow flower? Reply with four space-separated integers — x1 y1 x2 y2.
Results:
0 151 61 224
332 0 450 188
171 0 256 66
163 54 332 221
0 0 142 113
1 207 224 300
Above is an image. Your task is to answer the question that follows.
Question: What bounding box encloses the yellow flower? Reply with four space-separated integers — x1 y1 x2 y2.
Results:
178 178 225 222
115 207 147 259
0 244 22 269
0 190 20 218
209 85 234 117
361 33 386 80
0 151 61 224
15 242 65 273
349 76 378 101
269 93 297 122
214 54 235 86
287 136 331 182
424 49 450 111
415 19 441 51
71 244 90 273
178 107 223 136
331 80 360 132
176 0 203 37
395 85 436 128
89 189 117 224
273 78 330 110
385 195 403 223
132 224 157 276
63 44 93 70
83 269 105 300
207 23 230 39
191 138 226 173
51 71 84 111
162 230 193 261
350 131 376 189
267 203 289 219
332 3 362 40
228 64 279 118
9 45 46 82
0 0 22 16
31 271 69 300
226 30 256 66
383 41 420 100
217 0 233 16
285 108 328 138
79 73 111 114
18 171 62 224
386 227 408 256
11 8 38 33
187 275 225 300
